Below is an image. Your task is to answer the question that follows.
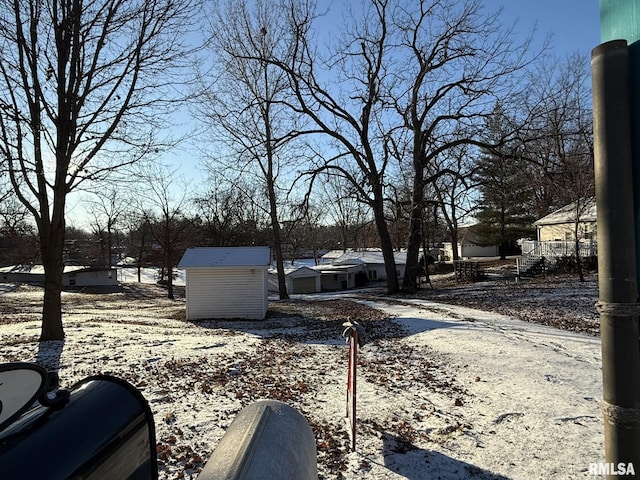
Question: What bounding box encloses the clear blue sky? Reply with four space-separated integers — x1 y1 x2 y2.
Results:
316 1 601 58
486 0 600 59
67 1 603 228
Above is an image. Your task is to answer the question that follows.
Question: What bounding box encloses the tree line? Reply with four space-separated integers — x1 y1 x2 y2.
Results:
0 0 594 340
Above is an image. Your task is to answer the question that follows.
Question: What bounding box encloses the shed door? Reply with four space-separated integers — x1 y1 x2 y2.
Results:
292 277 316 294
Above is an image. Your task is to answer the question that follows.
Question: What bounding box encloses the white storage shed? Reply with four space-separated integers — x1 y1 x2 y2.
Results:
178 246 271 320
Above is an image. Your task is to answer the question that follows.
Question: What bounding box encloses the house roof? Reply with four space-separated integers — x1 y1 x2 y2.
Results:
1 265 114 274
534 198 597 226
268 265 320 277
320 249 346 261
333 249 407 266
456 224 484 245
312 264 362 273
178 247 271 268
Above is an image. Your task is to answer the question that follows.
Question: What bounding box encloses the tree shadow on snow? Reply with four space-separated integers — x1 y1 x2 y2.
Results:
189 315 351 346
382 433 510 480
392 316 469 336
189 310 470 346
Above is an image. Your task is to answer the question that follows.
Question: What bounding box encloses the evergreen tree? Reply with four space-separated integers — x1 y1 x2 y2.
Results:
474 149 536 259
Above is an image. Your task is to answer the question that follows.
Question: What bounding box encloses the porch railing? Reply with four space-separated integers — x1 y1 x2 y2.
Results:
517 240 597 276
520 240 597 258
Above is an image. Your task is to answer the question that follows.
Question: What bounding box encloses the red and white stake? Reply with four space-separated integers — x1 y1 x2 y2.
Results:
343 319 366 452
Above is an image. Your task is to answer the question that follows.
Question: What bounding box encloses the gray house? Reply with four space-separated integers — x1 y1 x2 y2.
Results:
178 246 270 320
1 265 118 287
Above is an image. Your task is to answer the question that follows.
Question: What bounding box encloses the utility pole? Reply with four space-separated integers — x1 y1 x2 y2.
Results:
594 2 640 476
601 0 640 289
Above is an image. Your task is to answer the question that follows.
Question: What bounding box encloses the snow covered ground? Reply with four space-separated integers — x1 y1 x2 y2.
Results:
0 275 604 479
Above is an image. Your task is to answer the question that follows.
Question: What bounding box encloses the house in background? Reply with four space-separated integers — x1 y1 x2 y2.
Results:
532 197 597 243
178 246 270 320
332 249 407 282
318 249 345 265
518 198 597 275
312 263 363 291
442 224 499 260
1 265 118 287
63 267 118 287
268 265 321 294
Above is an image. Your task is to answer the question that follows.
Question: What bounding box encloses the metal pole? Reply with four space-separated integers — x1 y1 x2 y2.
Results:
343 320 365 453
601 0 640 298
592 39 640 476
350 330 357 452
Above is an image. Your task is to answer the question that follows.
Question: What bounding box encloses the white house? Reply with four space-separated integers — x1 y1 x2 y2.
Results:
178 246 270 320
332 249 407 282
533 198 597 242
517 198 598 274
268 265 321 294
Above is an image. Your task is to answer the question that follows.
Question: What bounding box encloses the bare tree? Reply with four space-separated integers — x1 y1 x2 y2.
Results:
120 208 152 283
197 0 311 300
0 191 39 265
520 54 595 280
192 176 257 247
139 163 193 300
317 173 371 253
389 0 538 291
84 187 126 267
429 145 477 262
265 0 404 293
0 0 201 340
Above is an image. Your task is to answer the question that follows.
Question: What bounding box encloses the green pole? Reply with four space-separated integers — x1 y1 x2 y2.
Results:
592 40 640 478
598 2 640 477
601 0 640 285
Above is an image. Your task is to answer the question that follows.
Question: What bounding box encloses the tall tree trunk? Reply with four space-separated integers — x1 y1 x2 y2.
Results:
167 248 175 300
107 224 113 267
268 181 289 300
451 228 460 261
421 219 433 289
371 191 398 294
403 159 424 292
499 206 507 260
39 208 66 341
574 216 584 282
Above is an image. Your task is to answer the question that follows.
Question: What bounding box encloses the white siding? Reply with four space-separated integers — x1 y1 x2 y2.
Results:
185 267 267 320
537 222 596 242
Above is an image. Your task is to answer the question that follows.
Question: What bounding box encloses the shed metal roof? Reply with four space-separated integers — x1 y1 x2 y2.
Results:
178 247 271 268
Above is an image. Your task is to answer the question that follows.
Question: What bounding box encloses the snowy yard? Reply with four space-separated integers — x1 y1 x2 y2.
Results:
0 273 604 479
